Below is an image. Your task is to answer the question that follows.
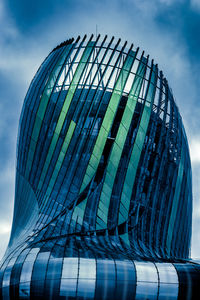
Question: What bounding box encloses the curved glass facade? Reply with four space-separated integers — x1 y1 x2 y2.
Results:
0 35 199 299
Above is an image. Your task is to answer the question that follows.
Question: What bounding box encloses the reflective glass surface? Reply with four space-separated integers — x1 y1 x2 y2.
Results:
0 35 196 300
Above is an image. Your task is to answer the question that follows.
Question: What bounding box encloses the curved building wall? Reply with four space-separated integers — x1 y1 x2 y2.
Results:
0 35 198 300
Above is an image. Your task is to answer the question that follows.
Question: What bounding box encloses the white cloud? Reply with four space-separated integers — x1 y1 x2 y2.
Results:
0 221 11 235
0 1 18 40
192 215 200 258
191 0 200 10
0 217 12 261
190 138 200 163
0 233 10 261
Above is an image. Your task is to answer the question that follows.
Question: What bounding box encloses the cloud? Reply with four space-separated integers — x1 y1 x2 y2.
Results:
0 221 11 235
0 0 200 260
190 139 200 164
0 163 14 260
191 0 200 10
192 216 200 258
0 233 10 261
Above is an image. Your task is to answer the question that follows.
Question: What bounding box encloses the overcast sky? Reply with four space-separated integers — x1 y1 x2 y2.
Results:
0 0 200 259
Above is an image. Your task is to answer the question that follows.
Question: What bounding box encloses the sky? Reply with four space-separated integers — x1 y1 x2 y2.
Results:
0 0 200 259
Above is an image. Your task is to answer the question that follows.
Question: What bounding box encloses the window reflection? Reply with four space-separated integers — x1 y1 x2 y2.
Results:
158 283 178 300
134 261 158 300
19 248 40 298
75 258 96 299
77 279 96 299
97 259 115 280
134 261 158 282
79 258 96 279
136 282 158 300
156 263 178 283
61 257 78 279
60 278 77 298
156 263 178 300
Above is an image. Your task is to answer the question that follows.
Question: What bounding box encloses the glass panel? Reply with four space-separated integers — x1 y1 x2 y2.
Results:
19 248 40 298
2 265 13 288
46 258 63 280
60 279 77 297
79 258 96 279
136 282 158 300
2 258 17 300
19 281 30 299
159 283 178 300
77 279 96 299
96 259 115 280
115 260 136 300
45 120 76 198
166 144 185 253
61 257 78 279
95 259 116 300
156 263 179 284
20 261 34 284
156 263 178 299
135 261 158 282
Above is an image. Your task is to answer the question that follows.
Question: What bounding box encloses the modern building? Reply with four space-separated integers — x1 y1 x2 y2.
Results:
0 35 200 299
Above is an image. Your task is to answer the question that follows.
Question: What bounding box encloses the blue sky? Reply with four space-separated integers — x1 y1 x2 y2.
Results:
0 0 200 259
